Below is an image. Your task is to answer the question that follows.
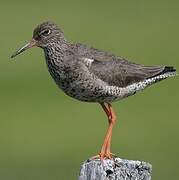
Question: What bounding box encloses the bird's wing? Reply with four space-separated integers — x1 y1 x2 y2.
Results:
75 43 165 87
88 59 165 87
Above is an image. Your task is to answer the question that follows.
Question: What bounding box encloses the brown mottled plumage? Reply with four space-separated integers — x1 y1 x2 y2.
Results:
11 21 177 159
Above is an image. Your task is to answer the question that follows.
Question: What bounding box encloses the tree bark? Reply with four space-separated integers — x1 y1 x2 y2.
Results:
78 158 152 180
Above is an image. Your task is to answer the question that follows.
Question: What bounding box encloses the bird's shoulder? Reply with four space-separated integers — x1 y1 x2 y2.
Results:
70 42 134 69
71 42 125 62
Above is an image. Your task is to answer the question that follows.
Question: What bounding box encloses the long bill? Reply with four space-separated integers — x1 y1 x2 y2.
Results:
11 39 37 59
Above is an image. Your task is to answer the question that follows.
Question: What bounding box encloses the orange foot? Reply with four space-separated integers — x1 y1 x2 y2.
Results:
90 152 117 160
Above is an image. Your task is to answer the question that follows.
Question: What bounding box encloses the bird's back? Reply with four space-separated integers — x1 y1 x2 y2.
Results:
73 43 176 88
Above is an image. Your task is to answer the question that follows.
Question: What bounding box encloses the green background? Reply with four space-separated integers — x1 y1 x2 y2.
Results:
0 0 179 179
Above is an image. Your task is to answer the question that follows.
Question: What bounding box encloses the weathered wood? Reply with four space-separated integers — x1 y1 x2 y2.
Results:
78 158 152 180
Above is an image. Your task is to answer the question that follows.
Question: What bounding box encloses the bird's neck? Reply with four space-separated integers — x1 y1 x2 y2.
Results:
43 41 71 83
44 41 70 65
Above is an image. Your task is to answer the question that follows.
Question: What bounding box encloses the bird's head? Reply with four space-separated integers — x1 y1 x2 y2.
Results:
11 21 65 58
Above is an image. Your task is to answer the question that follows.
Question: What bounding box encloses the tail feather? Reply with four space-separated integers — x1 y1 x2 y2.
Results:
161 66 176 74
148 66 176 79
126 66 177 95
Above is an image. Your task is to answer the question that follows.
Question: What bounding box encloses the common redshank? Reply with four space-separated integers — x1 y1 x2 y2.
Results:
11 21 177 159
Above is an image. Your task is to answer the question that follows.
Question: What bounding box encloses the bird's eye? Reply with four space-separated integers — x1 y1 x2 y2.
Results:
40 29 51 36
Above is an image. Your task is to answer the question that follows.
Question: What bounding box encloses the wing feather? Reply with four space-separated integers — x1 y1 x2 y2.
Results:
74 43 165 87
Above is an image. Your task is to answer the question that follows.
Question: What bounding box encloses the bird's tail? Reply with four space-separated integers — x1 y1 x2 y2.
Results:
119 65 177 99
151 66 177 78
146 66 177 84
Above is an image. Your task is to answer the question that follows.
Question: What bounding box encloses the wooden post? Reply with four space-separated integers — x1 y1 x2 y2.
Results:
78 157 152 180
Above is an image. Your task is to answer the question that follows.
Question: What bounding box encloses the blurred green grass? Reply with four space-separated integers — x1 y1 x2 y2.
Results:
0 0 179 179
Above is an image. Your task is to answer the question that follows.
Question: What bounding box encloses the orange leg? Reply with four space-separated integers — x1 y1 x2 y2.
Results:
105 104 116 157
99 103 117 159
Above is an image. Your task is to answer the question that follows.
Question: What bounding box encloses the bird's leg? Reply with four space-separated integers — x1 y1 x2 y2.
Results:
90 103 116 160
99 103 111 157
99 103 116 159
105 103 116 158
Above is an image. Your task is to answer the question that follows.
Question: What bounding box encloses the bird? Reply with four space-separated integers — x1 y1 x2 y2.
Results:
11 21 177 160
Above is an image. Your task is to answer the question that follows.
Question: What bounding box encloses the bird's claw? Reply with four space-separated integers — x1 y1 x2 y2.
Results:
90 152 116 160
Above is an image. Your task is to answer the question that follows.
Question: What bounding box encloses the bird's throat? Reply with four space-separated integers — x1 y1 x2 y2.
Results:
43 43 71 88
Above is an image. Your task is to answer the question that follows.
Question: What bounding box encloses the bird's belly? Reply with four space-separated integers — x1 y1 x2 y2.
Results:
63 88 120 103
56 79 120 103
47 68 110 102
50 69 136 103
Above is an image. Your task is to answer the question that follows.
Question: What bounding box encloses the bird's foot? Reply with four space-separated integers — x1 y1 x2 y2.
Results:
99 152 117 160
90 152 116 160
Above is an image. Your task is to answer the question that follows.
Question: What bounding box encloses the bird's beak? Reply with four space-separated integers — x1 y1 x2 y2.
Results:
11 39 37 59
